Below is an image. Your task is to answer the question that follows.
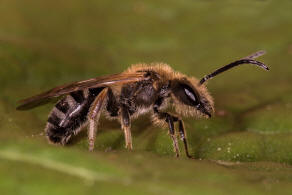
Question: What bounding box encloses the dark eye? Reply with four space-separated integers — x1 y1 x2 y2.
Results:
184 88 197 102
172 81 200 106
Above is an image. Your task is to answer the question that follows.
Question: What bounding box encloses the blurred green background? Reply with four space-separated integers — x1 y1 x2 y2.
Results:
0 0 292 194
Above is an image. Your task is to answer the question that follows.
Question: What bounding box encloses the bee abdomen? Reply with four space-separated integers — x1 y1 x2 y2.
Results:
46 88 105 144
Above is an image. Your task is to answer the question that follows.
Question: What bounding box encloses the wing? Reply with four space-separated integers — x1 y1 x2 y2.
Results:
17 72 148 110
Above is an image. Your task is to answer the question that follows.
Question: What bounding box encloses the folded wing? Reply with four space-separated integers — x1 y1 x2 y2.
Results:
17 72 148 110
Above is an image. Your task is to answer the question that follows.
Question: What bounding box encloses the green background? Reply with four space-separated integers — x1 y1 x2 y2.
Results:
0 0 292 194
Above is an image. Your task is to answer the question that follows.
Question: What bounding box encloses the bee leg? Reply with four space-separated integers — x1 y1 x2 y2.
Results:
87 88 108 151
153 109 180 157
166 115 180 158
178 120 194 159
121 105 132 150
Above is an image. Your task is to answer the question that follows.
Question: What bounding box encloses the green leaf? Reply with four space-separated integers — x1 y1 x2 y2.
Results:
1 0 292 194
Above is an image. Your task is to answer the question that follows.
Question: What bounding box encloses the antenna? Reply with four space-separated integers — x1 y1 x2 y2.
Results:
199 50 269 85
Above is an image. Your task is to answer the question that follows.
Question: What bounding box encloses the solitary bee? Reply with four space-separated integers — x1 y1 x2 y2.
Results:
17 51 269 158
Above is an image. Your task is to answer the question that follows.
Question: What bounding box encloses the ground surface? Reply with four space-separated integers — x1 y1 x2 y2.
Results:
0 0 292 194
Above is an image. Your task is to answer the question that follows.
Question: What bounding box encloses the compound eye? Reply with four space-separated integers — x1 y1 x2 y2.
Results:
184 88 197 102
172 80 200 107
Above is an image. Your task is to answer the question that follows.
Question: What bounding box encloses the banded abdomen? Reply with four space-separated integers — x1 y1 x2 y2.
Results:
45 87 105 144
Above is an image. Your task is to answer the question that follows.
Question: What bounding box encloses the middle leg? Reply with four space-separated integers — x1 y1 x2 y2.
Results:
120 105 133 150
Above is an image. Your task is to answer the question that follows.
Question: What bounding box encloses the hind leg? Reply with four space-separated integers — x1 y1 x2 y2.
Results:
87 88 108 151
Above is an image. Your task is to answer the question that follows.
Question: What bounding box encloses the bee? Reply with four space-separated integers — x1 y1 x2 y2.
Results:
17 50 269 158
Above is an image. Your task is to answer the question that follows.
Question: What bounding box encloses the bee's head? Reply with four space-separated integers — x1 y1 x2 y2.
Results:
170 78 214 118
170 50 269 118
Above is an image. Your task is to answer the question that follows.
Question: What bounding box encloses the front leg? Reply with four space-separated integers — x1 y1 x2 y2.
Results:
166 114 180 157
178 120 193 158
153 102 193 158
154 110 180 157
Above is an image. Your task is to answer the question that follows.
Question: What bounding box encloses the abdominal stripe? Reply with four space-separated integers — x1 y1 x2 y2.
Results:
47 112 62 127
55 98 70 113
70 90 85 104
46 87 105 144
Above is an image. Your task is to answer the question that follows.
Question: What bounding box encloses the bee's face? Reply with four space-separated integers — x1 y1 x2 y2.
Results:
171 79 213 118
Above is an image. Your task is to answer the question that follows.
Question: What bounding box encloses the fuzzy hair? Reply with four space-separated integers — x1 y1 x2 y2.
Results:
126 63 214 118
